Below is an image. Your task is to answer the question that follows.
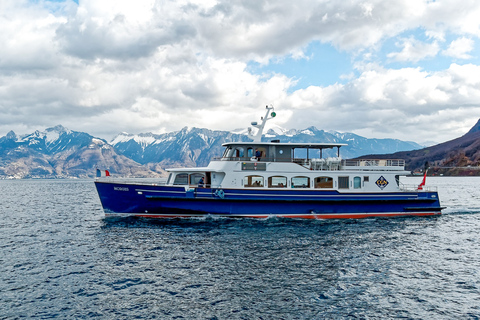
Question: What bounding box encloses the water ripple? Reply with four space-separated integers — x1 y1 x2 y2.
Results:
0 178 480 319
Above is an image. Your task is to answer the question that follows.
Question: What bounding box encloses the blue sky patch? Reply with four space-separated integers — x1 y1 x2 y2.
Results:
247 42 353 91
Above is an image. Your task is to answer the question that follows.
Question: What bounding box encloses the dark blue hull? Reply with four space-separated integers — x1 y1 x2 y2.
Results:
94 181 443 219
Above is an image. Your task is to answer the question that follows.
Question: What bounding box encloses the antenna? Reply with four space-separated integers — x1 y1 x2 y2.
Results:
247 105 276 142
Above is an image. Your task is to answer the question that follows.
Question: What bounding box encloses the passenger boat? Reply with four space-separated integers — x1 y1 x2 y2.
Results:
95 106 443 219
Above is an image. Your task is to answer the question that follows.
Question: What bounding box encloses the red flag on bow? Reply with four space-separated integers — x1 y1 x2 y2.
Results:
417 162 429 190
417 171 426 190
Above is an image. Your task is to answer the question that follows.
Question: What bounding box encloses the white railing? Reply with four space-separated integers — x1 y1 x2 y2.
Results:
213 156 406 171
95 178 167 185
342 159 405 167
399 184 437 192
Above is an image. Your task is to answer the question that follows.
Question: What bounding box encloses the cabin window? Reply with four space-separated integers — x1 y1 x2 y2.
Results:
244 175 264 187
247 147 254 158
189 173 204 186
268 176 287 188
292 176 310 188
353 176 362 189
173 173 188 185
166 173 173 185
338 176 349 189
315 176 333 188
364 176 369 182
395 175 400 187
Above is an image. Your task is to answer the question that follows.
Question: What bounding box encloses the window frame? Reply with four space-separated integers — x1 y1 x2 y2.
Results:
268 176 287 188
189 173 205 186
292 176 310 188
314 176 333 189
173 173 188 185
338 176 350 189
244 175 264 188
353 176 362 189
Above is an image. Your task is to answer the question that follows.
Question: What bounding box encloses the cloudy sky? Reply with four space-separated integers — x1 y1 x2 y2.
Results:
1 0 480 144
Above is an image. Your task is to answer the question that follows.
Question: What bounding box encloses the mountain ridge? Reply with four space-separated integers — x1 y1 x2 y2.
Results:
109 126 423 169
0 126 160 179
2 121 475 179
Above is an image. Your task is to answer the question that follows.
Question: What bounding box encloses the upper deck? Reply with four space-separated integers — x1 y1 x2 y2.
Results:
220 142 405 171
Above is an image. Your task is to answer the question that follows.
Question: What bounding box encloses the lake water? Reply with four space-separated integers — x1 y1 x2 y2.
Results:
1 177 479 319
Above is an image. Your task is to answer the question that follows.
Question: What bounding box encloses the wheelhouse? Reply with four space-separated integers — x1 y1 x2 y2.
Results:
221 142 345 164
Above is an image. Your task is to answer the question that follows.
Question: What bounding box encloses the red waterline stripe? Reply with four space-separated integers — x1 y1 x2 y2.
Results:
119 211 442 219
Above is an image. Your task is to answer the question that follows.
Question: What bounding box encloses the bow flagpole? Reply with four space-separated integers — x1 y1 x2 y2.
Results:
417 161 429 190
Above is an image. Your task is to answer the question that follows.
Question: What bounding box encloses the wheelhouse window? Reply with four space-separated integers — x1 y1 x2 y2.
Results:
255 148 266 161
222 147 232 158
234 147 245 158
173 173 188 185
268 176 287 188
166 173 173 185
292 176 310 188
315 176 333 188
338 176 349 189
353 176 361 189
244 175 264 187
247 147 254 158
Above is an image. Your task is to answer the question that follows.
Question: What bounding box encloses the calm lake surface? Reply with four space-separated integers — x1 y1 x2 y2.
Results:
1 177 479 319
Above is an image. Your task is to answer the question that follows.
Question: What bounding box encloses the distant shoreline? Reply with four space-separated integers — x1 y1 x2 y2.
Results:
409 166 480 177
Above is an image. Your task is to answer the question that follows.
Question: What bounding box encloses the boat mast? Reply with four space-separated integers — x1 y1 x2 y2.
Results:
248 105 276 142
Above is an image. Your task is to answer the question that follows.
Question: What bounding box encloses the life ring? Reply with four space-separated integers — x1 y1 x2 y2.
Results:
214 189 225 199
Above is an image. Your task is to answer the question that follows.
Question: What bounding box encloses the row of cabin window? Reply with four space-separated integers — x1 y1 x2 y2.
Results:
172 172 369 189
244 175 368 189
230 147 266 158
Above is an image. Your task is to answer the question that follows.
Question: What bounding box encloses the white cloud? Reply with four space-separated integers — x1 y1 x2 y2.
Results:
1 0 480 145
281 63 480 142
387 37 440 62
443 37 474 59
0 1 66 70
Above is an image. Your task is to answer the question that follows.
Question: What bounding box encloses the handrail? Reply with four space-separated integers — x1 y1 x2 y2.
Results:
95 178 167 185
400 184 438 192
342 159 405 167
214 157 405 169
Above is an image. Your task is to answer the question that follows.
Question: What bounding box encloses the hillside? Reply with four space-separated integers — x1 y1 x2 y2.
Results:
358 119 480 175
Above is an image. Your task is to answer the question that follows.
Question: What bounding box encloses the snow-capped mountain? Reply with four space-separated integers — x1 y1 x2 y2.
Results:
0 125 158 178
110 126 423 167
16 125 98 154
111 127 252 167
2 121 479 178
0 124 424 179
